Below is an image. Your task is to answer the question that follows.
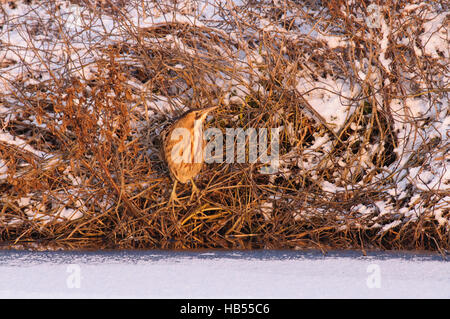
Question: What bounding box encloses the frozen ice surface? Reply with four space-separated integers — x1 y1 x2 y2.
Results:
0 250 448 298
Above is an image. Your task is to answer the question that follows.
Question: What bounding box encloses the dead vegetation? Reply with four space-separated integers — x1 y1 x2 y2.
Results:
0 0 448 251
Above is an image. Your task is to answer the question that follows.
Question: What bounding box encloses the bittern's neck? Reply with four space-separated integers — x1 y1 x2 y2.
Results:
192 119 205 163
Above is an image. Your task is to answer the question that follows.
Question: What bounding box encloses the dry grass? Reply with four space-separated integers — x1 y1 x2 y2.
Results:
0 0 448 252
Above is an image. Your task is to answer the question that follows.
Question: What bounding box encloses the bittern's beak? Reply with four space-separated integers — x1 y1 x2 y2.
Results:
203 105 219 114
198 106 219 121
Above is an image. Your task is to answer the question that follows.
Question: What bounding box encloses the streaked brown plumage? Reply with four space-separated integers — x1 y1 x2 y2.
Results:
161 106 217 203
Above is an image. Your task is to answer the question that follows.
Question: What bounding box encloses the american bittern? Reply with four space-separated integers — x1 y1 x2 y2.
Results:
161 106 218 204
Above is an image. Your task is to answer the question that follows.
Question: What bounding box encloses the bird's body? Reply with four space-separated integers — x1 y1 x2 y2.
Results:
161 106 217 203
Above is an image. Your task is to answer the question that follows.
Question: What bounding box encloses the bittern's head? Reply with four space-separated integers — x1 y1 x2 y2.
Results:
179 106 218 130
192 105 218 122
171 106 218 134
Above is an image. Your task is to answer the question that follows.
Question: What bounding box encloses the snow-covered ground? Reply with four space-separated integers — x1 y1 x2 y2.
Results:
0 250 448 298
